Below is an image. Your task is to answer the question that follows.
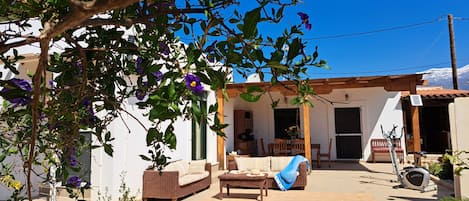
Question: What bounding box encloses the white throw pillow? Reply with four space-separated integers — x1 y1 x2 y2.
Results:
235 157 270 172
188 159 206 174
163 160 189 176
270 156 294 171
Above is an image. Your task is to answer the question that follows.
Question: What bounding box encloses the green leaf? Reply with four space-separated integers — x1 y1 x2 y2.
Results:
229 18 239 23
105 131 111 141
287 38 300 61
243 8 261 39
267 61 288 70
276 6 285 19
139 154 151 161
146 128 158 146
240 92 261 102
168 82 176 98
290 97 302 105
103 143 113 157
183 25 190 35
0 153 6 162
246 85 264 93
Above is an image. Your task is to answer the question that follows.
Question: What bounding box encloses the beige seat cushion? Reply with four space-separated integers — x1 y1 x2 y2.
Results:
270 156 294 172
179 171 209 186
235 157 271 172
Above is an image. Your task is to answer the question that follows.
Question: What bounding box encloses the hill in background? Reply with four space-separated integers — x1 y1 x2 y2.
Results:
420 64 469 90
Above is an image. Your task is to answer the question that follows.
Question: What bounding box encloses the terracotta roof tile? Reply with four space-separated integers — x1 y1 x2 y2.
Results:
402 87 469 99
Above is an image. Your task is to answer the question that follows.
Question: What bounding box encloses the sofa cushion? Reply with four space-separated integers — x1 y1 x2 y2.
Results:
163 160 189 176
188 159 206 174
270 156 294 172
179 171 209 186
235 157 270 172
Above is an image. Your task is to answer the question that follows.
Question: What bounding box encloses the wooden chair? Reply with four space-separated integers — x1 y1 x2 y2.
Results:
258 138 266 156
319 138 333 168
291 143 305 155
274 138 287 143
271 143 289 156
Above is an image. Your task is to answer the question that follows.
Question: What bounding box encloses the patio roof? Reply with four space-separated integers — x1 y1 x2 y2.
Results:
218 73 427 169
226 74 426 97
401 87 469 99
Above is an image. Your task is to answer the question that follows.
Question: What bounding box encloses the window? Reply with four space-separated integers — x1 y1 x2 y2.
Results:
274 108 300 139
191 93 207 160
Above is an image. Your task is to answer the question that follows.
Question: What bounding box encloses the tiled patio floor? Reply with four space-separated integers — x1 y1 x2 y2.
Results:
184 161 454 201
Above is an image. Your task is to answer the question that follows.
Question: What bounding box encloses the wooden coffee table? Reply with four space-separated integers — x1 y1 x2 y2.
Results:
218 173 268 201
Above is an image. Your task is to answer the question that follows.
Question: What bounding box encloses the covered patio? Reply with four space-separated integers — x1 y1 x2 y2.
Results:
216 74 427 169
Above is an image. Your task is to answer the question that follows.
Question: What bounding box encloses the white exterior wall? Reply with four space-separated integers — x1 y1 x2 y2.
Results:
224 87 404 161
449 97 469 199
91 89 219 200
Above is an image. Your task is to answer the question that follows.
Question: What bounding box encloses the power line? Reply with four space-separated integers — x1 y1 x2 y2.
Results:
309 61 456 75
304 16 446 40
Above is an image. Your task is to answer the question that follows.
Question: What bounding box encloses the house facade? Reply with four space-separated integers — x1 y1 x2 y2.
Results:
2 47 427 200
218 74 425 168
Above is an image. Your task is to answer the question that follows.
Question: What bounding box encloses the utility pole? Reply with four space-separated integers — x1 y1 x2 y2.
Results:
448 14 459 90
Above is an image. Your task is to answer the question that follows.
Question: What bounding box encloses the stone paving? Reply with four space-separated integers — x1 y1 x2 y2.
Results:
184 161 454 201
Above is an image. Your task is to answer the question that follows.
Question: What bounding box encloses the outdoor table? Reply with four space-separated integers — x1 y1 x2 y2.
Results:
218 172 268 201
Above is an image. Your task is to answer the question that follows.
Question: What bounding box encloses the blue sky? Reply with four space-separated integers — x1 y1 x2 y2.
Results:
272 0 469 79
178 1 469 82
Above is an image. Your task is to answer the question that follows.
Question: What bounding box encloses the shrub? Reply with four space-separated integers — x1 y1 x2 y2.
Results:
440 197 469 201
428 154 453 180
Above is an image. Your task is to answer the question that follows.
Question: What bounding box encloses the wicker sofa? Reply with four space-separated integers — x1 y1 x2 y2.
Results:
228 156 308 189
142 160 211 201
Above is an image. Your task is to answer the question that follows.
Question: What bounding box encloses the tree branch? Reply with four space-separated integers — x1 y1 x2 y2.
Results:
0 36 39 54
40 0 140 39
27 38 50 201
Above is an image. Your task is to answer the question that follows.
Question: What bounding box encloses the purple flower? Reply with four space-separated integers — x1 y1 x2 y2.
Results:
135 89 146 100
205 40 217 53
66 176 82 188
159 42 170 56
76 62 83 75
297 12 312 30
12 78 32 92
152 71 163 81
136 57 144 74
0 78 33 107
184 74 203 94
68 147 79 168
48 80 55 88
297 12 309 21
82 99 94 115
82 98 91 106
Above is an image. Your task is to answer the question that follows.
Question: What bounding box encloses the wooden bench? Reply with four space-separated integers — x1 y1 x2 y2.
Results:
370 139 404 163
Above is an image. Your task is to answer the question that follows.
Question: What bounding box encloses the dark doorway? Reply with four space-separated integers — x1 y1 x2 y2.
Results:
334 107 362 159
420 106 450 153
274 108 300 139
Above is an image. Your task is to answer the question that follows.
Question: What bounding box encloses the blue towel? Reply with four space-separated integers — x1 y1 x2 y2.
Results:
274 155 310 191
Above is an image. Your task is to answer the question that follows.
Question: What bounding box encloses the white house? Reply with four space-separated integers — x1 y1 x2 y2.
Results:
2 18 435 201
